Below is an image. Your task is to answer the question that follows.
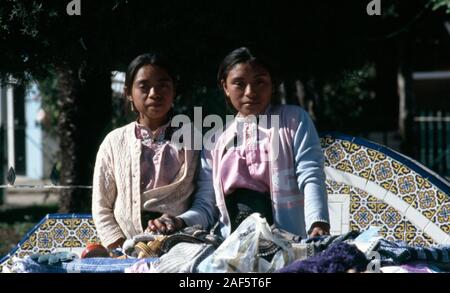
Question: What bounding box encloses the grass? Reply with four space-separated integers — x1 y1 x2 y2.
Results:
0 204 59 258
0 222 36 257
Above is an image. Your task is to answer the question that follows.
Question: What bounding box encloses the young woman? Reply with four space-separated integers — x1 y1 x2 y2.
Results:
149 47 329 239
92 53 198 249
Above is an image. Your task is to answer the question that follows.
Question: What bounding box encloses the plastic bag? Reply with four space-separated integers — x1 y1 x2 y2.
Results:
198 213 295 273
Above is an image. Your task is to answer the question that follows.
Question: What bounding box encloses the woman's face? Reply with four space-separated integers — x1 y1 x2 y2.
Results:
127 64 175 127
222 62 272 116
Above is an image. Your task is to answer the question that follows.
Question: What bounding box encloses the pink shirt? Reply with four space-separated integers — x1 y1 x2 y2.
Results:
220 116 271 195
135 121 185 192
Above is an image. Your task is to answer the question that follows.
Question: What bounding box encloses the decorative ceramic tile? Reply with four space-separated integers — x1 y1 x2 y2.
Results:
0 215 98 273
368 157 403 197
377 205 405 235
431 202 450 234
365 148 387 165
326 180 351 195
350 186 378 203
410 233 436 247
372 161 395 183
412 184 450 223
405 205 430 231
325 141 347 167
325 179 334 195
321 133 450 246
320 136 336 150
404 220 419 243
340 140 362 155
51 222 69 244
393 174 419 205
349 201 378 230
349 149 371 173
335 159 355 174
344 145 374 180
377 232 398 242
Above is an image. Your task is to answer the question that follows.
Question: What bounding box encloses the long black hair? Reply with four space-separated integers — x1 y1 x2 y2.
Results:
125 52 178 91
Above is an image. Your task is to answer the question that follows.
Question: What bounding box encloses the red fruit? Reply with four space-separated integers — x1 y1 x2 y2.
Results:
81 243 109 258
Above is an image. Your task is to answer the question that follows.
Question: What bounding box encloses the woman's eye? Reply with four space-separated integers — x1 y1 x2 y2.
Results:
233 81 245 88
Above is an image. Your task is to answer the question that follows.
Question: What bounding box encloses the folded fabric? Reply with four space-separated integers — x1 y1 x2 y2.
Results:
302 230 361 250
380 263 442 273
277 242 369 273
377 239 450 269
123 225 223 258
124 259 154 273
12 256 158 273
283 230 363 261
151 242 215 273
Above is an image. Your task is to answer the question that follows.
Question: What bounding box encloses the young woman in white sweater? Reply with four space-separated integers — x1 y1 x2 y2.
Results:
92 53 198 250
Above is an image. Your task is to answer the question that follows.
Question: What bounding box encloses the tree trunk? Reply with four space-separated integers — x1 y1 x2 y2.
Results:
56 62 112 213
396 3 419 158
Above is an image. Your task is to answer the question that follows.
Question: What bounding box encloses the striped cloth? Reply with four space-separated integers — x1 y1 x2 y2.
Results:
151 243 215 273
12 256 158 273
377 239 450 268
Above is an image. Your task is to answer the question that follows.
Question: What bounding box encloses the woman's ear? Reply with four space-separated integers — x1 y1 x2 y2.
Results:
221 79 229 96
124 86 132 101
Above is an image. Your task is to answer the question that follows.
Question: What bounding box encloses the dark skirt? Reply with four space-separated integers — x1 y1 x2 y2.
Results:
225 188 273 232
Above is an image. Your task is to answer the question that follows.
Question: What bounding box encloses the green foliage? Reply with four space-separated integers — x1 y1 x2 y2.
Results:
0 222 36 257
0 204 59 257
0 0 46 38
319 63 377 133
429 0 450 12
36 71 60 136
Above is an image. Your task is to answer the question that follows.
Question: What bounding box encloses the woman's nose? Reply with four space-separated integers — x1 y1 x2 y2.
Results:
245 84 256 98
148 87 160 99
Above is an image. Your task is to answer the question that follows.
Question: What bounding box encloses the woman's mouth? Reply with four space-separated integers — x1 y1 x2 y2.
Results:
147 103 163 108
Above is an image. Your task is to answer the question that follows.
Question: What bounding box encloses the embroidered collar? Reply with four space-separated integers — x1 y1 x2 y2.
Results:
135 120 171 144
235 104 272 123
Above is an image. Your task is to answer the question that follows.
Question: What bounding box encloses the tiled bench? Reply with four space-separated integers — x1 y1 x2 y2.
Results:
0 214 98 272
322 132 450 246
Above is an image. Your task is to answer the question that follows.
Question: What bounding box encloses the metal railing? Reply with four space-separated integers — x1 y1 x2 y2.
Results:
414 110 450 178
0 166 92 190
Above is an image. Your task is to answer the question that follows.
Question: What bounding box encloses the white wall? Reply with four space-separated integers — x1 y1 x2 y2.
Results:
25 84 43 179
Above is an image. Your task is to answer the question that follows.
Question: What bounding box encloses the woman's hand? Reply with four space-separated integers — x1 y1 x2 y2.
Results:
106 237 125 250
308 222 330 237
146 214 186 234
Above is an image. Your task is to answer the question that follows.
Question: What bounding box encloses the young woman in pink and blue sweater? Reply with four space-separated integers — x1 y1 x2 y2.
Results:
149 47 329 239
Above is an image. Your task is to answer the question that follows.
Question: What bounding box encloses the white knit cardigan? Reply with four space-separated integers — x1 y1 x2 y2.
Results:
92 122 199 247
